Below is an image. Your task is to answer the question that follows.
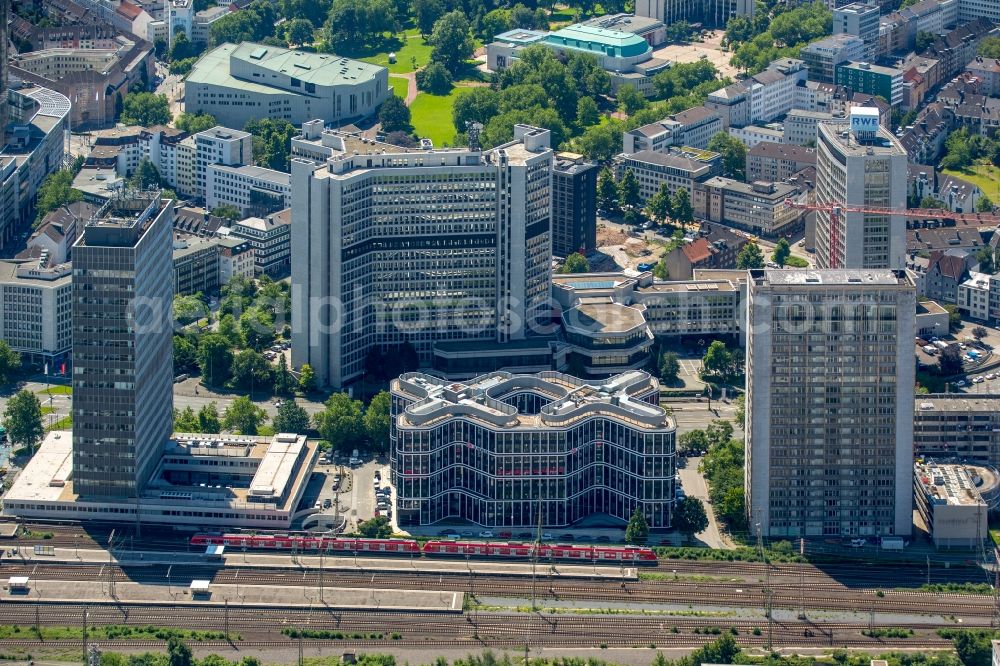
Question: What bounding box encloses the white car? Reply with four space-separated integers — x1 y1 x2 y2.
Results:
988 374 996 380
478 530 495 538
956 380 966 387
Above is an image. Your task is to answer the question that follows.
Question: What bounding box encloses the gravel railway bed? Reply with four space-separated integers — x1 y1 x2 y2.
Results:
3 563 993 619
0 605 961 650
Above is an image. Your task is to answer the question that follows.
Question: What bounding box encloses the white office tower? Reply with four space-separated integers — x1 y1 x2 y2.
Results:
745 269 915 538
291 125 554 389
814 108 908 270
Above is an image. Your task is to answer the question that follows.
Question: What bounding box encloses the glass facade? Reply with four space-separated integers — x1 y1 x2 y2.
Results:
391 371 676 529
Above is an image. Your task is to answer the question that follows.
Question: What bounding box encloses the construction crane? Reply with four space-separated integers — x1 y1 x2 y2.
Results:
784 199 1000 268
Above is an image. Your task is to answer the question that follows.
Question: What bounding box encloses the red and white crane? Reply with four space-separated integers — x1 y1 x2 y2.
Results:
784 199 1000 268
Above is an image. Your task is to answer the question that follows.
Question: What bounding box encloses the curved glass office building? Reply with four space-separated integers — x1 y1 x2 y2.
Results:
390 371 676 529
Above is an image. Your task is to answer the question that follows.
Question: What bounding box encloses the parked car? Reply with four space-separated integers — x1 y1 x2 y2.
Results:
479 530 495 538
956 379 967 387
850 538 866 547
323 498 332 509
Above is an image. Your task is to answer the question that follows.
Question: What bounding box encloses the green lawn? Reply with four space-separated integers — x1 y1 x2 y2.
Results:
45 414 72 432
410 87 470 146
360 30 432 74
37 385 71 396
943 162 1000 201
389 75 409 100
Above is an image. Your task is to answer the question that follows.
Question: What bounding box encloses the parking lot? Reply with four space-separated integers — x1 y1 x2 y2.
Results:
297 454 392 533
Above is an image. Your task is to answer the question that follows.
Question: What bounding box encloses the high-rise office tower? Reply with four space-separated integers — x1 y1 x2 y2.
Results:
71 194 174 498
291 125 553 389
745 269 915 538
1 0 9 148
814 110 907 270
551 153 598 258
635 0 754 28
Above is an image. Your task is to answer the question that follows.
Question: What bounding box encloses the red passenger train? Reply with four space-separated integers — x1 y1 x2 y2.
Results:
189 533 657 563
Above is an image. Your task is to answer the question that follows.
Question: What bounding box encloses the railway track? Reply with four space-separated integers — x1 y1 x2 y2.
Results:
3 561 993 620
0 604 961 650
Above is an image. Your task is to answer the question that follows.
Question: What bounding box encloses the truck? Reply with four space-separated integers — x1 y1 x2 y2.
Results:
933 340 949 350
880 536 907 551
923 345 937 355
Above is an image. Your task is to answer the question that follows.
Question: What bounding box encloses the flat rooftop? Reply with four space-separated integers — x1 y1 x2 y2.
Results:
818 122 907 157
563 301 647 334
915 462 985 507
394 370 671 431
4 430 317 512
915 394 1000 412
639 279 737 294
756 268 909 286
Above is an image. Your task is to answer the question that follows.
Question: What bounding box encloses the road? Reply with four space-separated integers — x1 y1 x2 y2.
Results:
678 455 733 549
154 63 185 118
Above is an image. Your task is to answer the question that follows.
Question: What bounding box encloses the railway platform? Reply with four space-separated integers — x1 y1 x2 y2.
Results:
1 547 640 580
0 577 465 613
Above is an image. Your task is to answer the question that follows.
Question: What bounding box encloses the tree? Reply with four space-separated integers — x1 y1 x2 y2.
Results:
34 170 82 224
671 188 693 223
244 118 298 171
707 132 746 180
561 252 590 273
977 195 994 213
212 204 242 222
173 295 207 326
938 345 964 376
364 390 391 452
576 96 599 126
0 341 21 384
736 241 765 269
452 87 500 132
154 37 168 59
169 32 199 61
915 30 936 52
678 429 709 455
3 390 44 452
976 246 995 274
596 168 618 212
131 158 162 190
167 637 194 666
944 303 962 332
772 238 791 267
674 497 709 536
273 399 311 433
173 335 198 372
624 507 649 543
415 61 453 94
198 403 222 433
428 11 474 75
378 96 412 133
645 182 673 224
231 349 273 390
314 392 365 451
413 0 445 35
285 18 315 46
197 333 233 387
616 84 646 115
239 307 275 350
274 354 294 395
953 630 992 666
659 351 680 383
981 36 1000 59
702 340 734 379
358 516 392 538
299 363 317 393
942 128 973 171
222 396 267 435
175 112 218 134
174 406 200 432
120 92 172 126
618 168 641 211
972 326 988 341
733 393 745 426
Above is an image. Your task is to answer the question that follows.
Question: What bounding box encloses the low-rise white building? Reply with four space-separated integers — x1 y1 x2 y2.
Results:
217 236 255 283
623 106 722 154
229 209 291 276
206 164 291 218
0 259 72 369
957 271 993 322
